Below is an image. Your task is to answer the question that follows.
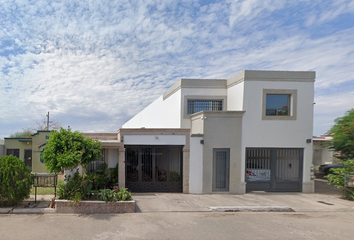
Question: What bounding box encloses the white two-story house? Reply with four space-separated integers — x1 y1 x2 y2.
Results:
120 70 316 194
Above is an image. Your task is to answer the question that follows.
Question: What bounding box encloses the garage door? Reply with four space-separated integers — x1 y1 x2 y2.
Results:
125 146 183 192
246 148 303 192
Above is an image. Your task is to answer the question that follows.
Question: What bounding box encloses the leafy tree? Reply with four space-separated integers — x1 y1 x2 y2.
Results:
326 109 354 200
43 127 102 174
327 160 354 200
327 109 354 160
0 155 32 206
9 129 34 138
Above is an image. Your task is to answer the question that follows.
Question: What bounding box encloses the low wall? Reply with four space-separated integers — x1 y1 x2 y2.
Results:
55 200 135 214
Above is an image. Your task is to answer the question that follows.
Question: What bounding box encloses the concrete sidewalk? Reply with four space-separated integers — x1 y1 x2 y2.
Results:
0 195 56 214
1 180 354 214
132 191 354 213
133 180 354 213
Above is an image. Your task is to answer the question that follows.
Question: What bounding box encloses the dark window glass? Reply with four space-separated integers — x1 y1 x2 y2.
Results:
266 94 290 116
187 100 223 114
7 149 20 158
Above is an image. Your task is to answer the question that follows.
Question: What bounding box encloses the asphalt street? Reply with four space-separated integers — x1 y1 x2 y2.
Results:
1 211 354 240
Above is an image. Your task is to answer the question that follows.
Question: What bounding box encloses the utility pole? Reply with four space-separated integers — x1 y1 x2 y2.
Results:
46 111 49 130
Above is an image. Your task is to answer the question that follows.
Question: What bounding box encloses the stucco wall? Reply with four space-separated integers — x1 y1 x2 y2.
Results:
313 141 335 169
240 80 315 192
189 136 204 193
190 111 244 194
32 131 51 173
123 89 182 128
107 148 118 169
227 81 244 111
4 139 32 164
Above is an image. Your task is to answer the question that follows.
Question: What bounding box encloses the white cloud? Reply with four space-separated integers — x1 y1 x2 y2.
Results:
0 0 353 138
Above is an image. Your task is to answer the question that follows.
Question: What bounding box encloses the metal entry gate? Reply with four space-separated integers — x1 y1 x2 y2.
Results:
125 146 183 192
245 148 303 192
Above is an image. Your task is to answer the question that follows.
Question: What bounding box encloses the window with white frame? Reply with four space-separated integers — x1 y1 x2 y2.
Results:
262 89 297 120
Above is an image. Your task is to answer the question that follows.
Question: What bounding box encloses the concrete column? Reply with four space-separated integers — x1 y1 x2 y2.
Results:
118 147 126 188
182 147 190 193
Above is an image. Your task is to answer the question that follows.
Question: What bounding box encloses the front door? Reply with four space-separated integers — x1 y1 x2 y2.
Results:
213 148 230 191
24 150 32 170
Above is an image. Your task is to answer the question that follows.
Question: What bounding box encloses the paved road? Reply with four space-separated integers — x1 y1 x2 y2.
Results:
1 211 354 240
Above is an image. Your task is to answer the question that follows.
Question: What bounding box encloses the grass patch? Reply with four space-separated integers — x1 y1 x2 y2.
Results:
30 179 64 195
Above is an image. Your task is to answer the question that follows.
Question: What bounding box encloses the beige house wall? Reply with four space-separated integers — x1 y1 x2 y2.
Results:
4 131 51 173
191 111 245 194
4 138 32 164
31 131 51 173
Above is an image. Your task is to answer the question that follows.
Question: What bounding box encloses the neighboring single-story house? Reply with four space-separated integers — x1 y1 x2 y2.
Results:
313 135 337 170
4 131 51 173
4 70 316 194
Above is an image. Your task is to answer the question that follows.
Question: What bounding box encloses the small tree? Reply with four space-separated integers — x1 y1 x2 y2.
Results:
43 127 102 174
0 155 32 206
326 109 354 200
327 109 354 159
327 160 354 200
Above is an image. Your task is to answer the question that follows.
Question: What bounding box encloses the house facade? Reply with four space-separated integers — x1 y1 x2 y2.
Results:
4 70 316 195
4 130 51 173
121 70 316 194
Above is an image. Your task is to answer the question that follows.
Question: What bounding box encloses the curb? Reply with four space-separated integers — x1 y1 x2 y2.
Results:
10 208 56 214
210 206 295 212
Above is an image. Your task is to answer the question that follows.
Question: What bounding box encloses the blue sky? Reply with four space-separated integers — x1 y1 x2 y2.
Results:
1 0 354 138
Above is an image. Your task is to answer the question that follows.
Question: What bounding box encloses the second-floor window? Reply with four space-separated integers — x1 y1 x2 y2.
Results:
265 94 290 116
187 99 223 115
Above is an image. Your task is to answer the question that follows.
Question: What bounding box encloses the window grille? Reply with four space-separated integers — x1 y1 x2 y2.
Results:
86 149 105 173
187 99 223 115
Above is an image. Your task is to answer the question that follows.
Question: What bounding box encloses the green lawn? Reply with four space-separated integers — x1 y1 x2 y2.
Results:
30 179 64 195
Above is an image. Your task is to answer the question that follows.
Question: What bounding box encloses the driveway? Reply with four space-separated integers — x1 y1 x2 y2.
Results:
132 179 354 213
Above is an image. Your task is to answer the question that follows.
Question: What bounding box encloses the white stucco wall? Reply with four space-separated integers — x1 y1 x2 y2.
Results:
313 141 335 169
123 135 186 145
107 149 118 168
123 89 182 128
189 137 204 193
240 80 315 192
227 82 244 110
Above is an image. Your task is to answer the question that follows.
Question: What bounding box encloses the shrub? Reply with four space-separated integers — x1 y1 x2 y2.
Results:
100 189 117 203
58 170 92 203
100 188 132 203
326 159 354 200
116 188 132 201
0 155 32 206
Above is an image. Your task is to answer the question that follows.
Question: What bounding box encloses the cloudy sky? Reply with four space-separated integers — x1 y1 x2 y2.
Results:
1 0 353 139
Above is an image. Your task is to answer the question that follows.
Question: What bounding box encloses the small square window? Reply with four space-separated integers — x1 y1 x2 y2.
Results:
266 94 290 116
262 89 297 120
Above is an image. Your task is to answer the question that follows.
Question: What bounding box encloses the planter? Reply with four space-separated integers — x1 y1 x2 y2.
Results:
55 200 135 214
